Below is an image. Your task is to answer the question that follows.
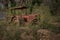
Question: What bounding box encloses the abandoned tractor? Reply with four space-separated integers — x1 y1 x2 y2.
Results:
9 6 40 26
10 14 39 26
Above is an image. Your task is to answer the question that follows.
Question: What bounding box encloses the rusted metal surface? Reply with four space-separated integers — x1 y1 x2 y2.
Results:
10 14 38 25
9 6 28 10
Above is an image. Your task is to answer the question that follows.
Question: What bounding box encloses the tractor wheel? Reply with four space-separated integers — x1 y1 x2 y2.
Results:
31 19 38 26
